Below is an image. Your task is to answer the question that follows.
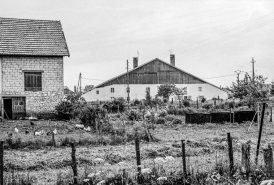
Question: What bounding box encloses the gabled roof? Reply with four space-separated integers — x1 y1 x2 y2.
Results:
0 17 69 56
94 58 226 92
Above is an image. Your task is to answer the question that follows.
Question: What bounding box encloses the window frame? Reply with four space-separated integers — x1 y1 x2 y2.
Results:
96 90 99 94
198 87 202 92
111 88 115 93
24 72 42 91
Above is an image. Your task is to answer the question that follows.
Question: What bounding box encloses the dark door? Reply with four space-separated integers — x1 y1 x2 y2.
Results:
3 99 12 119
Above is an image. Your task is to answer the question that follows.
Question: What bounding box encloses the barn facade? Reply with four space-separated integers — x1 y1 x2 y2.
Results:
82 56 228 102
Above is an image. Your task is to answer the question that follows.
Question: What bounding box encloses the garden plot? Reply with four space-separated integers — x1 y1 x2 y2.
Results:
1 118 274 184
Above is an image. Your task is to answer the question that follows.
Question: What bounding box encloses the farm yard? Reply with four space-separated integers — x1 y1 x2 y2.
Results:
1 106 274 185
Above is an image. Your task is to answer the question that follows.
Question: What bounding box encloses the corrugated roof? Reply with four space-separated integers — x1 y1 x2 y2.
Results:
0 17 69 56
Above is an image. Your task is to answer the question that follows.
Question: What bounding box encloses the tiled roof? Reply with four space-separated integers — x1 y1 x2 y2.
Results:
0 17 69 56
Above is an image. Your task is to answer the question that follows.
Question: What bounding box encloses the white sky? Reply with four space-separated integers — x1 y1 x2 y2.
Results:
1 0 274 90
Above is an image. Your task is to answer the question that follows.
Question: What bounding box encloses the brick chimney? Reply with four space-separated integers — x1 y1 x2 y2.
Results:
170 54 175 66
133 57 138 68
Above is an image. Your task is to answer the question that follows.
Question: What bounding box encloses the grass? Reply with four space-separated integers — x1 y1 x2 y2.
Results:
1 116 273 184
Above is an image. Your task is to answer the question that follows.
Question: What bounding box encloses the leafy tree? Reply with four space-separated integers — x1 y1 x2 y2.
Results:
173 87 187 107
157 83 176 101
145 89 152 106
228 74 270 107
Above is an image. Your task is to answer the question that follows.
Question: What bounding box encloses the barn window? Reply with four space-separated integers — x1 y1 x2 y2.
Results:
198 87 202 92
111 88 114 93
24 72 42 91
96 90 99 94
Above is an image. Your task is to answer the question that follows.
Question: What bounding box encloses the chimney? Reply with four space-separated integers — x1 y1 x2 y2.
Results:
133 57 138 68
170 54 175 66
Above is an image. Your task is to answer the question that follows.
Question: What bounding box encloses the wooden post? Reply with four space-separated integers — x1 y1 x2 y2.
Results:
263 144 273 178
270 106 273 123
230 108 232 123
181 140 187 176
258 103 260 131
70 142 78 185
227 133 234 178
196 98 198 109
135 137 141 184
241 143 250 179
0 141 3 185
52 132 56 147
255 102 266 165
135 137 141 172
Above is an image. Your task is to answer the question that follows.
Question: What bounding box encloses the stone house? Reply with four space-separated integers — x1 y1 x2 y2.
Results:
0 17 69 119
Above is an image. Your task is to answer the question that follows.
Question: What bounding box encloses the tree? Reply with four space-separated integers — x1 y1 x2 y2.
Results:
83 85 94 93
173 87 187 107
157 83 176 101
145 89 152 106
228 74 269 107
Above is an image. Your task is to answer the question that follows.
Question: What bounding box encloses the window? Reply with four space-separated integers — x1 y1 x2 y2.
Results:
146 87 150 93
111 88 114 93
198 87 202 92
24 72 42 91
184 96 188 100
96 90 99 94
187 95 192 100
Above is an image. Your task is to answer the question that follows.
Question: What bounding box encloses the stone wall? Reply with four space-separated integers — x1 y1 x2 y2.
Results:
1 56 64 114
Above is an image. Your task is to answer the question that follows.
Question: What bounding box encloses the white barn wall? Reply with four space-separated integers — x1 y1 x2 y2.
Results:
82 83 228 102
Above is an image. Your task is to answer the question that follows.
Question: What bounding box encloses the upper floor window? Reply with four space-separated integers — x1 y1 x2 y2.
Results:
198 87 202 92
146 87 150 93
24 72 42 91
96 90 99 94
111 88 114 93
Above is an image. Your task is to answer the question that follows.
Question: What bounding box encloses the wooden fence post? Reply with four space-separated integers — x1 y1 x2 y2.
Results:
227 133 234 178
135 137 141 184
0 141 3 185
255 102 266 165
181 140 187 176
263 144 273 178
70 142 78 185
52 132 56 147
241 143 250 179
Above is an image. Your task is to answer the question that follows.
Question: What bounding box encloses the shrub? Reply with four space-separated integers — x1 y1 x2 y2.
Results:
102 98 126 113
183 100 190 107
158 110 167 117
167 105 178 115
55 93 86 119
156 117 166 124
127 110 141 121
172 118 182 124
202 103 213 110
133 99 142 106
165 115 177 121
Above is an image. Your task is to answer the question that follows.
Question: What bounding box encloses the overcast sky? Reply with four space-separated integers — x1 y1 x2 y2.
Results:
1 0 274 90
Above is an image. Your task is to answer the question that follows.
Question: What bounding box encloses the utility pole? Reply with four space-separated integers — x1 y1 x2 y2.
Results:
126 60 130 109
79 73 82 94
251 57 256 82
234 70 242 87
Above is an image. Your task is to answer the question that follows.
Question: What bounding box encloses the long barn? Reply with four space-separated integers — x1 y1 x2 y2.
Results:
82 55 228 102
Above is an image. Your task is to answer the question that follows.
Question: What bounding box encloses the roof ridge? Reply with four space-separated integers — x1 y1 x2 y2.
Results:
0 17 60 22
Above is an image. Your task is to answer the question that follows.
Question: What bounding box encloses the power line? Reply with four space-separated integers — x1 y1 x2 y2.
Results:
70 6 258 44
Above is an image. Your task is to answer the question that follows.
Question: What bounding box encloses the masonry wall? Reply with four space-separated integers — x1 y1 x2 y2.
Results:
0 56 64 114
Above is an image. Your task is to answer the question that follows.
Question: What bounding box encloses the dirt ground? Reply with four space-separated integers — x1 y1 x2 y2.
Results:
1 119 274 184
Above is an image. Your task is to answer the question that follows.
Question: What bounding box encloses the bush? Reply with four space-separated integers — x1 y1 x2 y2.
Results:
55 93 86 119
158 110 167 117
156 117 166 124
202 103 213 110
165 115 177 121
183 100 190 107
102 98 126 113
133 99 142 106
171 118 182 124
127 110 141 121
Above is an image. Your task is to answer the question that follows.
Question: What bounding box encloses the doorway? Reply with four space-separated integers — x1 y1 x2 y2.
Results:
3 99 12 119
